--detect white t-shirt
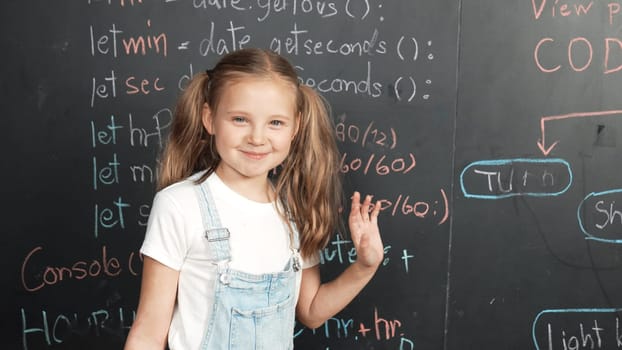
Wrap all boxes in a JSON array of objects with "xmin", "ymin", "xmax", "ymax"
[{"xmin": 140, "ymin": 172, "xmax": 319, "ymax": 350}]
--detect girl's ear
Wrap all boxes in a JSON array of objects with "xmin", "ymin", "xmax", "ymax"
[{"xmin": 202, "ymin": 103, "xmax": 214, "ymax": 135}]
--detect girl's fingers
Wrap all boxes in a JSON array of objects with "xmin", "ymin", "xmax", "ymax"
[
  {"xmin": 370, "ymin": 200, "xmax": 381, "ymax": 223},
  {"xmin": 350, "ymin": 191, "xmax": 360, "ymax": 208},
  {"xmin": 350, "ymin": 191, "xmax": 360, "ymax": 219},
  {"xmin": 361, "ymin": 195, "xmax": 372, "ymax": 220},
  {"xmin": 350, "ymin": 192, "xmax": 378, "ymax": 221}
]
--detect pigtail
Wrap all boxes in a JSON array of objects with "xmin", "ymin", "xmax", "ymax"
[
  {"xmin": 277, "ymin": 84, "xmax": 343, "ymax": 259},
  {"xmin": 157, "ymin": 72, "xmax": 215, "ymax": 190}
]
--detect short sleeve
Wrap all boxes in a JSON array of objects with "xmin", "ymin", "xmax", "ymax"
[
  {"xmin": 140, "ymin": 191, "xmax": 189, "ymax": 270},
  {"xmin": 302, "ymin": 250, "xmax": 320, "ymax": 269}
]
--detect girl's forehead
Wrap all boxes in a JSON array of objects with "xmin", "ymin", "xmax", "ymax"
[
  {"xmin": 221, "ymin": 77, "xmax": 296, "ymax": 99},
  {"xmin": 216, "ymin": 77, "xmax": 298, "ymax": 113},
  {"xmin": 225, "ymin": 76, "xmax": 296, "ymax": 91}
]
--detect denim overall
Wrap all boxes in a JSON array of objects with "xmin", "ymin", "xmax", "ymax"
[{"xmin": 195, "ymin": 181, "xmax": 301, "ymax": 350}]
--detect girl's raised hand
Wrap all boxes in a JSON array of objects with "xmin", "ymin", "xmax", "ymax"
[{"xmin": 348, "ymin": 191, "xmax": 384, "ymax": 269}]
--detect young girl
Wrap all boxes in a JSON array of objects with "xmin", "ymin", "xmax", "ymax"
[{"xmin": 124, "ymin": 48, "xmax": 383, "ymax": 350}]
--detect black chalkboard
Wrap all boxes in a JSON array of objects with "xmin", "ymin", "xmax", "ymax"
[
  {"xmin": 449, "ymin": 1, "xmax": 622, "ymax": 349},
  {"xmin": 4, "ymin": 0, "xmax": 622, "ymax": 349}
]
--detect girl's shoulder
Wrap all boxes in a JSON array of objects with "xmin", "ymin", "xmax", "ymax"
[{"xmin": 155, "ymin": 171, "xmax": 207, "ymax": 209}]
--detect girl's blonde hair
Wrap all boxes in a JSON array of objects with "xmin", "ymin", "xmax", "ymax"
[{"xmin": 158, "ymin": 48, "xmax": 342, "ymax": 258}]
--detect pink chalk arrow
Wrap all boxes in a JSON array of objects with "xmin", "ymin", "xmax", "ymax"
[{"xmin": 537, "ymin": 110, "xmax": 622, "ymax": 156}]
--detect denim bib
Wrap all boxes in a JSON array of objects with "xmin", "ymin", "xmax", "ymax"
[{"xmin": 195, "ymin": 180, "xmax": 301, "ymax": 350}]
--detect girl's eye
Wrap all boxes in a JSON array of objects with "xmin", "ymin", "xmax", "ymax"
[
  {"xmin": 270, "ymin": 120, "xmax": 284, "ymax": 127},
  {"xmin": 232, "ymin": 116, "xmax": 247, "ymax": 123}
]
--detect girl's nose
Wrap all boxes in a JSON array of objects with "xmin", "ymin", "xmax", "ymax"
[{"xmin": 248, "ymin": 126, "xmax": 266, "ymax": 145}]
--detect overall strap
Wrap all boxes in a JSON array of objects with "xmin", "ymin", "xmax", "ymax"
[
  {"xmin": 283, "ymin": 205, "xmax": 302, "ymax": 271},
  {"xmin": 195, "ymin": 179, "xmax": 231, "ymax": 262}
]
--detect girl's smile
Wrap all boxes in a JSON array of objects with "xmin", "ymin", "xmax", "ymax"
[{"xmin": 241, "ymin": 151, "xmax": 269, "ymax": 160}]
